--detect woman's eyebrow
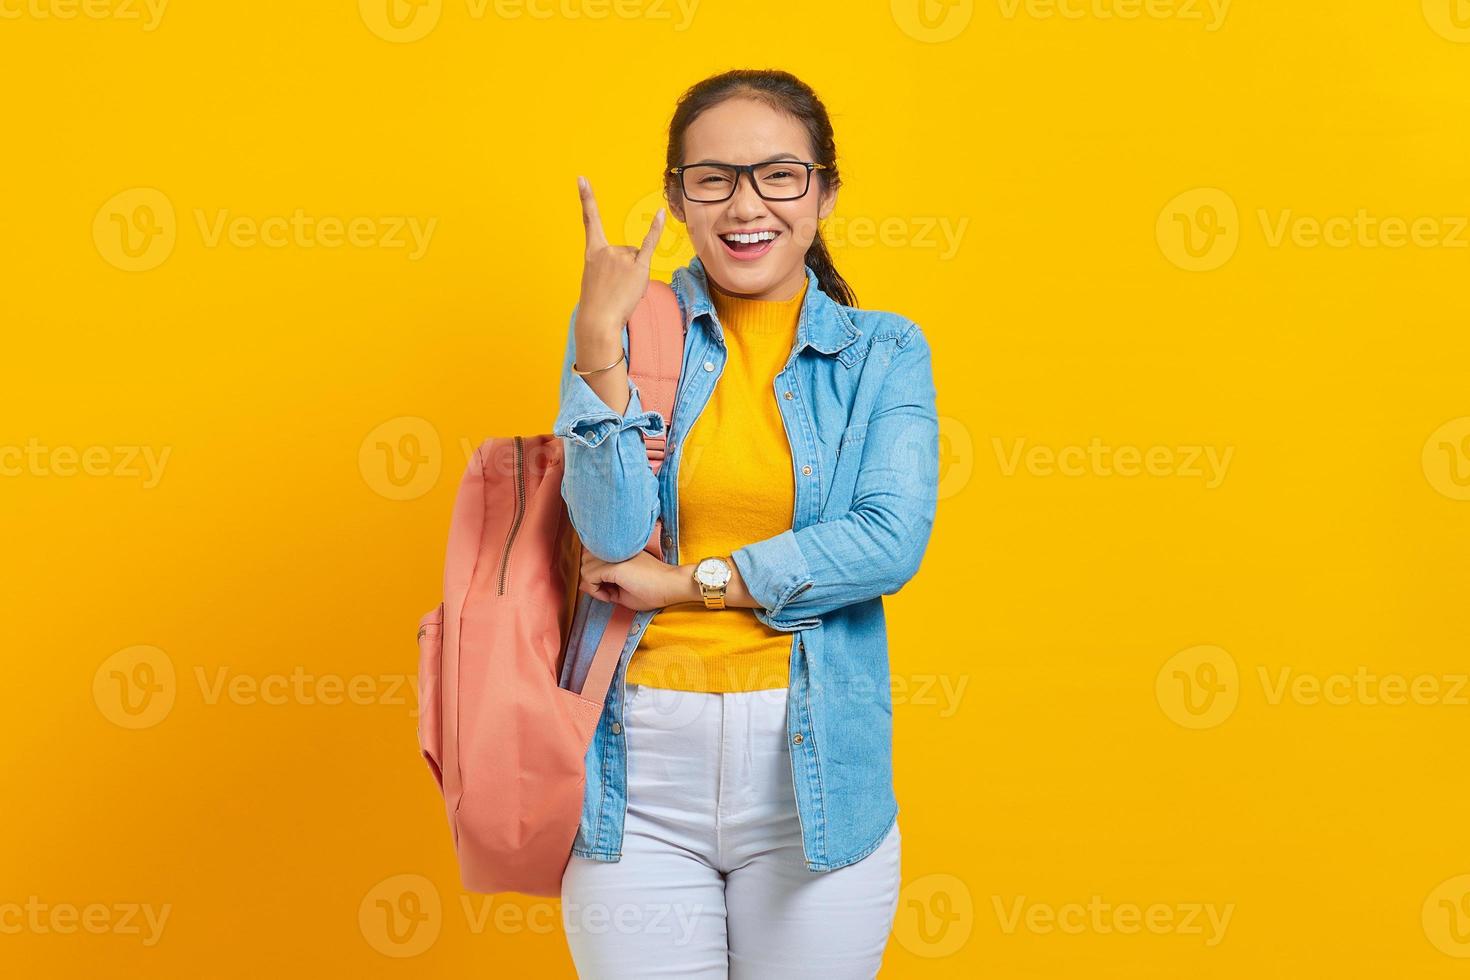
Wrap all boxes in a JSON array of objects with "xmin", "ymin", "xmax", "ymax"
[{"xmin": 688, "ymin": 153, "xmax": 804, "ymax": 165}]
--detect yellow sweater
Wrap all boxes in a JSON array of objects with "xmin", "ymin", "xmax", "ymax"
[{"xmin": 625, "ymin": 277, "xmax": 808, "ymax": 693}]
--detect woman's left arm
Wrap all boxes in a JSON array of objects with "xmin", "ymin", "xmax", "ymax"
[
  {"xmin": 586, "ymin": 324, "xmax": 939, "ymax": 624},
  {"xmin": 724, "ymin": 324, "xmax": 939, "ymax": 631}
]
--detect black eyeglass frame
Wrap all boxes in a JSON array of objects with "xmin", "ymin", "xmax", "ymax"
[{"xmin": 667, "ymin": 161, "xmax": 830, "ymax": 203}]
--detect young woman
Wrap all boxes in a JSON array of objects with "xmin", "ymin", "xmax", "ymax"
[{"xmin": 553, "ymin": 69, "xmax": 939, "ymax": 978}]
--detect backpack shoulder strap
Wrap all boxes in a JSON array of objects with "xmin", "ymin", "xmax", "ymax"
[
  {"xmin": 624, "ymin": 279, "xmax": 684, "ymax": 473},
  {"xmin": 573, "ymin": 279, "xmax": 684, "ymax": 710}
]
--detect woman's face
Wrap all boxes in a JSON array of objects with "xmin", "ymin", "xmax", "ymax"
[{"xmin": 668, "ymin": 97, "xmax": 837, "ymax": 302}]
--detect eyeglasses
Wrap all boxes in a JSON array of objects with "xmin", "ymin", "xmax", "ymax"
[{"xmin": 668, "ymin": 160, "xmax": 829, "ymax": 203}]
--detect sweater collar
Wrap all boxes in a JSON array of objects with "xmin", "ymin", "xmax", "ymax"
[{"xmin": 673, "ymin": 254, "xmax": 863, "ymax": 357}]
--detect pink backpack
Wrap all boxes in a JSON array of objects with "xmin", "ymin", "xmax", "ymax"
[{"xmin": 416, "ymin": 281, "xmax": 685, "ymax": 897}]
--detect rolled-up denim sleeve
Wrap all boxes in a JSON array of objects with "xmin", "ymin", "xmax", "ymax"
[
  {"xmin": 731, "ymin": 324, "xmax": 938, "ymax": 632},
  {"xmin": 552, "ymin": 304, "xmax": 666, "ymax": 562}
]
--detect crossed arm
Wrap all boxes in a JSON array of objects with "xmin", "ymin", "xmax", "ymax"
[{"xmin": 553, "ymin": 306, "xmax": 939, "ymax": 630}]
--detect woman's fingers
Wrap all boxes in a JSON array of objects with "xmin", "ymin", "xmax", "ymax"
[
  {"xmin": 635, "ymin": 206, "xmax": 666, "ymax": 268},
  {"xmin": 578, "ymin": 578, "xmax": 619, "ymax": 603},
  {"xmin": 578, "ymin": 175, "xmax": 608, "ymax": 251}
]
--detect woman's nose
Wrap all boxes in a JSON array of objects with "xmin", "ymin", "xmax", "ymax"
[{"xmin": 728, "ymin": 171, "xmax": 768, "ymax": 217}]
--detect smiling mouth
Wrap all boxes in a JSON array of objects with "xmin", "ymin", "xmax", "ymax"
[{"xmin": 719, "ymin": 230, "xmax": 781, "ymax": 259}]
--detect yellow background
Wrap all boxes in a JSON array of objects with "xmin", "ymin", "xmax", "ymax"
[{"xmin": 3, "ymin": 0, "xmax": 1469, "ymax": 976}]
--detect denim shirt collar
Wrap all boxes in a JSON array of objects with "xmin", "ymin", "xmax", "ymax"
[{"xmin": 672, "ymin": 254, "xmax": 863, "ymax": 357}]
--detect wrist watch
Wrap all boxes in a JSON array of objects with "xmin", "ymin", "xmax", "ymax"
[{"xmin": 692, "ymin": 555, "xmax": 732, "ymax": 609}]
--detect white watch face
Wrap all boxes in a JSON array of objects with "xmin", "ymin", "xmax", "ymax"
[{"xmin": 695, "ymin": 557, "xmax": 731, "ymax": 588}]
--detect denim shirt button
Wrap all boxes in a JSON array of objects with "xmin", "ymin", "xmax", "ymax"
[
  {"xmin": 792, "ymin": 733, "xmax": 804, "ymax": 745},
  {"xmin": 801, "ymin": 464, "xmax": 812, "ymax": 475},
  {"xmin": 611, "ymin": 722, "xmax": 623, "ymax": 735},
  {"xmin": 783, "ymin": 390, "xmax": 793, "ymax": 399},
  {"xmin": 703, "ymin": 361, "xmax": 714, "ymax": 372}
]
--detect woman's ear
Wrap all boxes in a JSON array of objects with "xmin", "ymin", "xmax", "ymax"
[
  {"xmin": 667, "ymin": 190, "xmax": 686, "ymax": 225},
  {"xmin": 817, "ymin": 181, "xmax": 837, "ymax": 221}
]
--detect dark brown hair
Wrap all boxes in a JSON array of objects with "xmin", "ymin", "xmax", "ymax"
[{"xmin": 664, "ymin": 69, "xmax": 857, "ymax": 308}]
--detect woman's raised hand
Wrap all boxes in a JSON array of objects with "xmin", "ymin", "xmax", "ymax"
[{"xmin": 576, "ymin": 175, "xmax": 666, "ymax": 336}]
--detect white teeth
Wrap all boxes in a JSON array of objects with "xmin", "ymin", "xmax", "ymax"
[{"xmin": 722, "ymin": 231, "xmax": 778, "ymax": 244}]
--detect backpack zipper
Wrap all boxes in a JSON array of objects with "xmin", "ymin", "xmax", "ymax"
[{"xmin": 496, "ymin": 435, "xmax": 527, "ymax": 596}]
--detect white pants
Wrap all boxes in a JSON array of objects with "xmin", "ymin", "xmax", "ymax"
[{"xmin": 561, "ymin": 683, "xmax": 901, "ymax": 979}]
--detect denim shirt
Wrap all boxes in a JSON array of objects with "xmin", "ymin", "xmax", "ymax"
[{"xmin": 551, "ymin": 254, "xmax": 939, "ymax": 872}]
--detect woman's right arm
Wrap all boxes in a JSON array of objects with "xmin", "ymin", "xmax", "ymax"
[
  {"xmin": 553, "ymin": 176, "xmax": 668, "ymax": 562},
  {"xmin": 553, "ymin": 303, "xmax": 665, "ymax": 562}
]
